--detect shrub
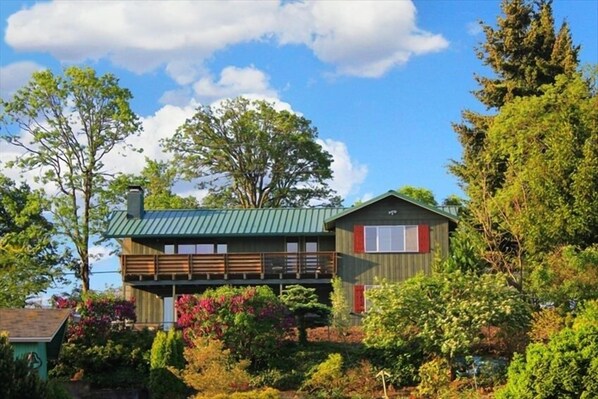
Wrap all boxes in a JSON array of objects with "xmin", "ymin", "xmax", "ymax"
[
  {"xmin": 364, "ymin": 345, "xmax": 423, "ymax": 387},
  {"xmin": 49, "ymin": 328, "xmax": 154, "ymax": 388},
  {"xmin": 528, "ymin": 307, "xmax": 568, "ymax": 343},
  {"xmin": 176, "ymin": 286, "xmax": 293, "ymax": 366},
  {"xmin": 496, "ymin": 300, "xmax": 598, "ymax": 398},
  {"xmin": 149, "ymin": 329, "xmax": 186, "ymax": 399},
  {"xmin": 280, "ymin": 285, "xmax": 330, "ymax": 345},
  {"xmin": 180, "ymin": 337, "xmax": 251, "ymax": 398},
  {"xmin": 330, "ymin": 277, "xmax": 351, "ymax": 339},
  {"xmin": 194, "ymin": 387, "xmax": 282, "ymax": 399},
  {"xmin": 364, "ymin": 271, "xmax": 530, "ymax": 366},
  {"xmin": 301, "ymin": 353, "xmax": 345, "ymax": 398},
  {"xmin": 417, "ymin": 358, "xmax": 451, "ymax": 398},
  {"xmin": 53, "ymin": 293, "xmax": 136, "ymax": 345},
  {"xmin": 0, "ymin": 332, "xmax": 51, "ymax": 399}
]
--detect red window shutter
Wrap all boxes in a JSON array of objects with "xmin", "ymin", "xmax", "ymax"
[
  {"xmin": 418, "ymin": 224, "xmax": 430, "ymax": 253},
  {"xmin": 354, "ymin": 225, "xmax": 364, "ymax": 253},
  {"xmin": 354, "ymin": 285, "xmax": 365, "ymax": 313}
]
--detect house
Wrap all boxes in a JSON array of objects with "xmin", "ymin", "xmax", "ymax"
[
  {"xmin": 0, "ymin": 308, "xmax": 70, "ymax": 380},
  {"xmin": 104, "ymin": 186, "xmax": 458, "ymax": 326}
]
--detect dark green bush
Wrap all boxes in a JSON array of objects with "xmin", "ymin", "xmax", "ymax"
[
  {"xmin": 496, "ymin": 300, "xmax": 598, "ymax": 398},
  {"xmin": 0, "ymin": 332, "xmax": 56, "ymax": 399},
  {"xmin": 50, "ymin": 328, "xmax": 154, "ymax": 388}
]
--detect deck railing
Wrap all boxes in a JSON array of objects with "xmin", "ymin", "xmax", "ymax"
[{"xmin": 121, "ymin": 252, "xmax": 337, "ymax": 280}]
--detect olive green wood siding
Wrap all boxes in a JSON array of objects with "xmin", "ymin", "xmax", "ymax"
[
  {"xmin": 334, "ymin": 196, "xmax": 451, "ymax": 317},
  {"xmin": 126, "ymin": 236, "xmax": 335, "ymax": 254},
  {"xmin": 125, "ymin": 285, "xmax": 163, "ymax": 325}
]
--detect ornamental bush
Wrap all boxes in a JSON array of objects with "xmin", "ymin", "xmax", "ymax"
[
  {"xmin": 176, "ymin": 286, "xmax": 293, "ymax": 366},
  {"xmin": 496, "ymin": 300, "xmax": 598, "ymax": 399},
  {"xmin": 149, "ymin": 329, "xmax": 187, "ymax": 399},
  {"xmin": 363, "ymin": 271, "xmax": 530, "ymax": 367},
  {"xmin": 53, "ymin": 293, "xmax": 136, "ymax": 345},
  {"xmin": 50, "ymin": 292, "xmax": 152, "ymax": 389}
]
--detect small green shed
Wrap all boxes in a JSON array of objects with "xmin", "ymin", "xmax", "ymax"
[{"xmin": 0, "ymin": 308, "xmax": 70, "ymax": 380}]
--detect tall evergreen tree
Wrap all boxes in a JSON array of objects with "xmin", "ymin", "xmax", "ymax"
[{"xmin": 450, "ymin": 0, "xmax": 581, "ymax": 288}]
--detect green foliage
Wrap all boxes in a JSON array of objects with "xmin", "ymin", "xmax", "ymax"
[
  {"xmin": 529, "ymin": 245, "xmax": 598, "ymax": 308},
  {"xmin": 496, "ymin": 300, "xmax": 598, "ymax": 399},
  {"xmin": 107, "ymin": 157, "xmax": 199, "ymax": 210},
  {"xmin": 280, "ymin": 285, "xmax": 330, "ymax": 345},
  {"xmin": 528, "ymin": 308, "xmax": 568, "ymax": 343},
  {"xmin": 437, "ymin": 224, "xmax": 486, "ymax": 275},
  {"xmin": 53, "ymin": 293, "xmax": 136, "ymax": 345},
  {"xmin": 0, "ymin": 174, "xmax": 68, "ymax": 307},
  {"xmin": 451, "ymin": 0, "xmax": 584, "ymax": 288},
  {"xmin": 475, "ymin": 0, "xmax": 578, "ymax": 108},
  {"xmin": 301, "ymin": 353, "xmax": 345, "ymax": 398},
  {"xmin": 397, "ymin": 185, "xmax": 438, "ymax": 206},
  {"xmin": 417, "ymin": 358, "xmax": 452, "ymax": 398},
  {"xmin": 180, "ymin": 337, "xmax": 251, "ymax": 397},
  {"xmin": 363, "ymin": 271, "xmax": 531, "ymax": 362},
  {"xmin": 49, "ymin": 328, "xmax": 154, "ymax": 389},
  {"xmin": 149, "ymin": 329, "xmax": 186, "ymax": 399},
  {"xmin": 330, "ymin": 277, "xmax": 351, "ymax": 339},
  {"xmin": 195, "ymin": 387, "xmax": 282, "ymax": 399},
  {"xmin": 0, "ymin": 332, "xmax": 52, "ymax": 399},
  {"xmin": 365, "ymin": 346, "xmax": 423, "ymax": 388},
  {"xmin": 0, "ymin": 66, "xmax": 142, "ymax": 292},
  {"xmin": 163, "ymin": 96, "xmax": 339, "ymax": 208},
  {"xmin": 176, "ymin": 286, "xmax": 293, "ymax": 366}
]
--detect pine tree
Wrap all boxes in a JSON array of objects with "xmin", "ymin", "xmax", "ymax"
[{"xmin": 450, "ymin": 0, "xmax": 580, "ymax": 288}]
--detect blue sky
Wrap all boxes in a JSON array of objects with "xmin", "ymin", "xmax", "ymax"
[{"xmin": 1, "ymin": 0, "xmax": 596, "ymax": 293}]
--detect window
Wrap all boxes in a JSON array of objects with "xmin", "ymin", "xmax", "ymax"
[
  {"xmin": 166, "ymin": 243, "xmax": 227, "ymax": 254},
  {"xmin": 178, "ymin": 244, "xmax": 196, "ymax": 254},
  {"xmin": 164, "ymin": 244, "xmax": 175, "ymax": 254},
  {"xmin": 364, "ymin": 225, "xmax": 419, "ymax": 253},
  {"xmin": 196, "ymin": 244, "xmax": 214, "ymax": 254}
]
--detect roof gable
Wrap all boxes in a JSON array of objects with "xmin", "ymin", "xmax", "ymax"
[{"xmin": 324, "ymin": 190, "xmax": 458, "ymax": 229}]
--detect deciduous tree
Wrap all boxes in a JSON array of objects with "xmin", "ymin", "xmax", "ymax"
[
  {"xmin": 1, "ymin": 66, "xmax": 142, "ymax": 292},
  {"xmin": 108, "ymin": 158, "xmax": 199, "ymax": 210},
  {"xmin": 163, "ymin": 97, "xmax": 339, "ymax": 208},
  {"xmin": 0, "ymin": 174, "xmax": 67, "ymax": 307},
  {"xmin": 397, "ymin": 185, "xmax": 438, "ymax": 206}
]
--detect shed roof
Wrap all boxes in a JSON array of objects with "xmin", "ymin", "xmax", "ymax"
[
  {"xmin": 105, "ymin": 207, "xmax": 346, "ymax": 238},
  {"xmin": 0, "ymin": 309, "xmax": 70, "ymax": 343}
]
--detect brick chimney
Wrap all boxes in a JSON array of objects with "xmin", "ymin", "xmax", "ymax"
[{"xmin": 126, "ymin": 186, "xmax": 144, "ymax": 219}]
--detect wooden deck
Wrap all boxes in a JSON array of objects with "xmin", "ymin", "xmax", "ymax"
[{"xmin": 121, "ymin": 252, "xmax": 337, "ymax": 281}]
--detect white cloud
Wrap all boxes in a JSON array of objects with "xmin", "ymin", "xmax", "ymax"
[
  {"xmin": 278, "ymin": 1, "xmax": 448, "ymax": 77},
  {"xmin": 0, "ymin": 61, "xmax": 45, "ymax": 99},
  {"xmin": 5, "ymin": 1, "xmax": 447, "ymax": 80},
  {"xmin": 318, "ymin": 139, "xmax": 368, "ymax": 199},
  {"xmin": 193, "ymin": 66, "xmax": 279, "ymax": 104}
]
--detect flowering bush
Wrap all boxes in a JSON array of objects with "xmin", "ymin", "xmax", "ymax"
[
  {"xmin": 53, "ymin": 293, "xmax": 136, "ymax": 344},
  {"xmin": 176, "ymin": 286, "xmax": 293, "ymax": 365}
]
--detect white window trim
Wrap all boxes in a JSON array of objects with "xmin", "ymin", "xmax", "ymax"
[{"xmin": 364, "ymin": 225, "xmax": 419, "ymax": 253}]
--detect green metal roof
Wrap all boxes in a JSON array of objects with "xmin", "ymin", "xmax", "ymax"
[
  {"xmin": 105, "ymin": 207, "xmax": 346, "ymax": 238},
  {"xmin": 324, "ymin": 190, "xmax": 459, "ymax": 229}
]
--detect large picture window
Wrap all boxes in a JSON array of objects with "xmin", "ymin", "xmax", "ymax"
[{"xmin": 363, "ymin": 225, "xmax": 420, "ymax": 253}]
